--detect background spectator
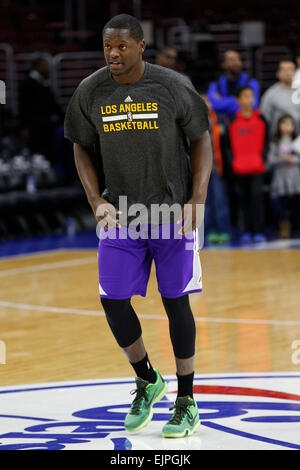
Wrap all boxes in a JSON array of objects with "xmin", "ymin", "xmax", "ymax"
[
  {"xmin": 261, "ymin": 61, "xmax": 299, "ymax": 136},
  {"xmin": 267, "ymin": 115, "xmax": 300, "ymax": 238},
  {"xmin": 155, "ymin": 47, "xmax": 178, "ymax": 70},
  {"xmin": 206, "ymin": 50, "xmax": 260, "ymax": 120},
  {"xmin": 228, "ymin": 86, "xmax": 268, "ymax": 243},
  {"xmin": 207, "ymin": 50, "xmax": 261, "ymax": 233},
  {"xmin": 19, "ymin": 55, "xmax": 63, "ymax": 165}
]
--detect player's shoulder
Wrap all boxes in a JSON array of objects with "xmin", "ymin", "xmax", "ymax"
[
  {"xmin": 147, "ymin": 62, "xmax": 193, "ymax": 90},
  {"xmin": 76, "ymin": 66, "xmax": 110, "ymax": 94}
]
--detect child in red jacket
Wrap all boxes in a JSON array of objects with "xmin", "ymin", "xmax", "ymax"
[{"xmin": 228, "ymin": 86, "xmax": 268, "ymax": 243}]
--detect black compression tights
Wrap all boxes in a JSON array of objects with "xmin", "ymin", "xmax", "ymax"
[
  {"xmin": 101, "ymin": 295, "xmax": 195, "ymax": 359},
  {"xmin": 161, "ymin": 295, "xmax": 196, "ymax": 359},
  {"xmin": 100, "ymin": 298, "xmax": 142, "ymax": 348}
]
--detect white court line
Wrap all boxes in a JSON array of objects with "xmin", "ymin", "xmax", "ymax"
[
  {"xmin": 0, "ymin": 300, "xmax": 300, "ymax": 326},
  {"xmin": 0, "ymin": 256, "xmax": 96, "ymax": 277},
  {"xmin": 0, "ymin": 301, "xmax": 102, "ymax": 317}
]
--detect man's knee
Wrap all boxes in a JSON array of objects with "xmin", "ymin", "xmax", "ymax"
[{"xmin": 100, "ymin": 297, "xmax": 142, "ymax": 348}]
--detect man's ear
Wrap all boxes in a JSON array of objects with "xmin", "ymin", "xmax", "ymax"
[{"xmin": 140, "ymin": 39, "xmax": 146, "ymax": 53}]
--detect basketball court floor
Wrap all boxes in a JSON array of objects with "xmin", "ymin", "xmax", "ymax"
[{"xmin": 1, "ymin": 234, "xmax": 300, "ymax": 450}]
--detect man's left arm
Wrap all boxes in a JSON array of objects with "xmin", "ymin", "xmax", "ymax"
[
  {"xmin": 178, "ymin": 130, "xmax": 213, "ymax": 234},
  {"xmin": 249, "ymin": 78, "xmax": 260, "ymax": 110}
]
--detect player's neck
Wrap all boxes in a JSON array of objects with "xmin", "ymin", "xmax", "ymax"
[{"xmin": 112, "ymin": 61, "xmax": 145, "ymax": 85}]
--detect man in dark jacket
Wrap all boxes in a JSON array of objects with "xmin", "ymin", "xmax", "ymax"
[
  {"xmin": 19, "ymin": 56, "xmax": 63, "ymax": 163},
  {"xmin": 207, "ymin": 50, "xmax": 260, "ymax": 119}
]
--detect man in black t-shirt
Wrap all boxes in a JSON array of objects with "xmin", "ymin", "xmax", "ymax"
[{"xmin": 64, "ymin": 14, "xmax": 213, "ymax": 438}]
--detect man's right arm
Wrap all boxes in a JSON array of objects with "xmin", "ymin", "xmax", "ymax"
[
  {"xmin": 74, "ymin": 143, "xmax": 121, "ymax": 227},
  {"xmin": 206, "ymin": 81, "xmax": 239, "ymax": 115}
]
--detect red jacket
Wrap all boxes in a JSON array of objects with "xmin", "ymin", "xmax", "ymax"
[{"xmin": 229, "ymin": 109, "xmax": 267, "ymax": 175}]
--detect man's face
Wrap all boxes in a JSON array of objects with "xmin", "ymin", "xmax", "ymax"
[
  {"xmin": 156, "ymin": 48, "xmax": 177, "ymax": 69},
  {"xmin": 237, "ymin": 88, "xmax": 254, "ymax": 109},
  {"xmin": 37, "ymin": 59, "xmax": 50, "ymax": 78},
  {"xmin": 223, "ymin": 51, "xmax": 243, "ymax": 76},
  {"xmin": 277, "ymin": 61, "xmax": 296, "ymax": 85},
  {"xmin": 103, "ymin": 28, "xmax": 145, "ymax": 76}
]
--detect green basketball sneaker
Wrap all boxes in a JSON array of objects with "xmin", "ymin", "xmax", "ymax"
[
  {"xmin": 124, "ymin": 369, "xmax": 168, "ymax": 432},
  {"xmin": 162, "ymin": 395, "xmax": 200, "ymax": 438}
]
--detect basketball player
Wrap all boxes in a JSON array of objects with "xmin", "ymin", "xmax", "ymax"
[{"xmin": 64, "ymin": 14, "xmax": 212, "ymax": 438}]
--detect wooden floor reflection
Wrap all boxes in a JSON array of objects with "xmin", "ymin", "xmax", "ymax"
[{"xmin": 0, "ymin": 248, "xmax": 300, "ymax": 386}]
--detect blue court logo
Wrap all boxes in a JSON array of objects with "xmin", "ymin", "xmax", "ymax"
[{"xmin": 0, "ymin": 375, "xmax": 300, "ymax": 450}]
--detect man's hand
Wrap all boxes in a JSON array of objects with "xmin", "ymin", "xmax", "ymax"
[
  {"xmin": 177, "ymin": 197, "xmax": 205, "ymax": 235},
  {"xmin": 89, "ymin": 195, "xmax": 122, "ymax": 229}
]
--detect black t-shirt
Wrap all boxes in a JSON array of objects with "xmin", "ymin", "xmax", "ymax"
[{"xmin": 64, "ymin": 61, "xmax": 209, "ymax": 218}]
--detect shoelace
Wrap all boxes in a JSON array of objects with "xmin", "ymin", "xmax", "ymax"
[
  {"xmin": 129, "ymin": 385, "xmax": 148, "ymax": 415},
  {"xmin": 168, "ymin": 404, "xmax": 193, "ymax": 425}
]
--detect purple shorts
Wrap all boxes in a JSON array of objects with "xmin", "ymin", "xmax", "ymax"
[{"xmin": 98, "ymin": 222, "xmax": 202, "ymax": 299}]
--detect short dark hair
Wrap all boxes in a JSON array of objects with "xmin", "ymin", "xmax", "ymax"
[
  {"xmin": 222, "ymin": 49, "xmax": 240, "ymax": 62},
  {"xmin": 277, "ymin": 60, "xmax": 296, "ymax": 70},
  {"xmin": 236, "ymin": 86, "xmax": 253, "ymax": 98},
  {"xmin": 102, "ymin": 14, "xmax": 144, "ymax": 42}
]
